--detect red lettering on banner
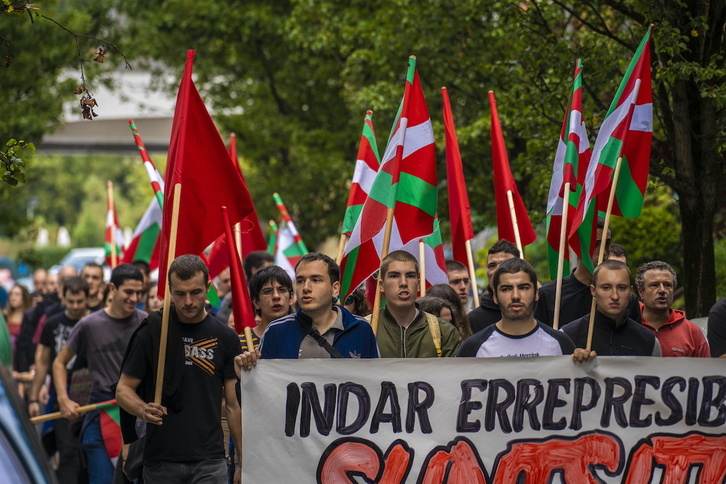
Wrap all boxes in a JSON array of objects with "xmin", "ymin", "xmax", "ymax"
[
  {"xmin": 318, "ymin": 439, "xmax": 382, "ymax": 483},
  {"xmin": 625, "ymin": 433, "xmax": 726, "ymax": 484},
  {"xmin": 420, "ymin": 438, "xmax": 487, "ymax": 484},
  {"xmin": 492, "ymin": 433, "xmax": 621, "ymax": 483},
  {"xmin": 317, "ymin": 438, "xmax": 414, "ymax": 484}
]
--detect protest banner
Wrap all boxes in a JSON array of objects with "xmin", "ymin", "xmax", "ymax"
[{"xmin": 241, "ymin": 357, "xmax": 726, "ymax": 483}]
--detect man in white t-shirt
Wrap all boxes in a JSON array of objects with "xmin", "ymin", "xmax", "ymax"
[{"xmin": 458, "ymin": 258, "xmax": 576, "ymax": 358}]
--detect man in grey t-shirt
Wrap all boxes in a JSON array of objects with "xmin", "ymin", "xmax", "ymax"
[{"xmin": 53, "ymin": 264, "xmax": 146, "ymax": 484}]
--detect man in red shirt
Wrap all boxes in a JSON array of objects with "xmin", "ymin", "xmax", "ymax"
[{"xmin": 636, "ymin": 261, "xmax": 710, "ymax": 357}]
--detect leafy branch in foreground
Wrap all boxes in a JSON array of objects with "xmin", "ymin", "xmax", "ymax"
[{"xmin": 1, "ymin": 139, "xmax": 35, "ymax": 186}]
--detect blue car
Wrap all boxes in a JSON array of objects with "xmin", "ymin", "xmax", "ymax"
[{"xmin": 0, "ymin": 364, "xmax": 58, "ymax": 483}]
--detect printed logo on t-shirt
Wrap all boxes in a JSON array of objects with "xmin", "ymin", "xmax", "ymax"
[{"xmin": 183, "ymin": 336, "xmax": 218, "ymax": 375}]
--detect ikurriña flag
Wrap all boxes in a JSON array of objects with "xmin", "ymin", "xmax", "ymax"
[
  {"xmin": 157, "ymin": 50, "xmax": 255, "ymax": 297},
  {"xmin": 342, "ymin": 110, "xmax": 381, "ymax": 236},
  {"xmin": 545, "ymin": 59, "xmax": 594, "ymax": 279},
  {"xmin": 572, "ymin": 26, "xmax": 653, "ymax": 240},
  {"xmin": 340, "ymin": 55, "xmax": 438, "ymax": 300},
  {"xmin": 488, "ymin": 91, "xmax": 536, "ymax": 250}
]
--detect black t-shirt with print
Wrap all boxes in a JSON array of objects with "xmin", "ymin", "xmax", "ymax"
[{"xmin": 122, "ymin": 313, "xmax": 241, "ymax": 462}]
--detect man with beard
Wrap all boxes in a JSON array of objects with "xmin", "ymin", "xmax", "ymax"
[
  {"xmin": 458, "ymin": 258, "xmax": 576, "ymax": 357},
  {"xmin": 467, "ymin": 240, "xmax": 520, "ymax": 333}
]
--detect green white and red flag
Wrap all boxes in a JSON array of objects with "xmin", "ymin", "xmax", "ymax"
[
  {"xmin": 340, "ymin": 56, "xmax": 438, "ymax": 299},
  {"xmin": 97, "ymin": 400, "xmax": 122, "ymax": 465},
  {"xmin": 273, "ymin": 193, "xmax": 307, "ymax": 254},
  {"xmin": 222, "ymin": 206, "xmax": 256, "ymax": 332},
  {"xmin": 417, "ymin": 215, "xmax": 448, "ymax": 288},
  {"xmin": 442, "ymin": 87, "xmax": 474, "ymax": 266},
  {"xmin": 122, "ymin": 121, "xmax": 164, "ymax": 269},
  {"xmin": 267, "ymin": 220, "xmax": 278, "ymax": 255},
  {"xmin": 572, "ymin": 27, "xmax": 653, "ymax": 238},
  {"xmin": 122, "ymin": 199, "xmax": 162, "ymax": 270},
  {"xmin": 104, "ymin": 184, "xmax": 124, "ymax": 268},
  {"xmin": 545, "ymin": 59, "xmax": 595, "ymax": 279},
  {"xmin": 489, "ymin": 91, "xmax": 537, "ymax": 250},
  {"xmin": 129, "ymin": 120, "xmax": 164, "ymax": 209},
  {"xmin": 275, "ymin": 219, "xmax": 306, "ymax": 281},
  {"xmin": 157, "ymin": 50, "xmax": 255, "ymax": 297},
  {"xmin": 342, "ymin": 110, "xmax": 381, "ymax": 236}
]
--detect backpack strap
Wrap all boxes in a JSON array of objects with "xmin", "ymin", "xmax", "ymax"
[
  {"xmin": 425, "ymin": 313, "xmax": 442, "ymax": 358},
  {"xmin": 307, "ymin": 328, "xmax": 345, "ymax": 358}
]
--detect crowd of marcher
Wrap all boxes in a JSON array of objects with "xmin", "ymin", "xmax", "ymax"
[{"xmin": 1, "ymin": 225, "xmax": 724, "ymax": 483}]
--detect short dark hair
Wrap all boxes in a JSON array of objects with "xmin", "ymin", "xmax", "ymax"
[
  {"xmin": 592, "ymin": 259, "xmax": 631, "ymax": 285},
  {"xmin": 62, "ymin": 276, "xmax": 89, "ymax": 297},
  {"xmin": 609, "ymin": 243, "xmax": 628, "ymax": 261},
  {"xmin": 380, "ymin": 250, "xmax": 419, "ymax": 279},
  {"xmin": 81, "ymin": 262, "xmax": 104, "ymax": 275},
  {"xmin": 445, "ymin": 259, "xmax": 467, "ymax": 272},
  {"xmin": 243, "ymin": 251, "xmax": 275, "ymax": 280},
  {"xmin": 596, "ymin": 216, "xmax": 613, "ymax": 239},
  {"xmin": 635, "ymin": 261, "xmax": 677, "ymax": 291},
  {"xmin": 295, "ymin": 252, "xmax": 339, "ymax": 283},
  {"xmin": 132, "ymin": 260, "xmax": 151, "ymax": 277},
  {"xmin": 492, "ymin": 258, "xmax": 537, "ymax": 291},
  {"xmin": 168, "ymin": 255, "xmax": 209, "ymax": 285},
  {"xmin": 488, "ymin": 239, "xmax": 520, "ymax": 258},
  {"xmin": 110, "ymin": 264, "xmax": 145, "ymax": 288},
  {"xmin": 249, "ymin": 265, "xmax": 293, "ymax": 302}
]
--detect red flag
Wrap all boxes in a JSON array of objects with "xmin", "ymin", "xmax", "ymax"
[
  {"xmin": 488, "ymin": 91, "xmax": 536, "ymax": 249},
  {"xmin": 207, "ymin": 233, "xmax": 229, "ymax": 281},
  {"xmin": 158, "ymin": 50, "xmax": 255, "ymax": 297},
  {"xmin": 442, "ymin": 87, "xmax": 474, "ymax": 265},
  {"xmin": 222, "ymin": 207, "xmax": 256, "ymax": 332}
]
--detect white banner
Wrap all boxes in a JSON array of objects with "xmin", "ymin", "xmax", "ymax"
[{"xmin": 240, "ymin": 357, "xmax": 726, "ymax": 483}]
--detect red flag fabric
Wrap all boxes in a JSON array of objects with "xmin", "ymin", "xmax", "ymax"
[
  {"xmin": 222, "ymin": 207, "xmax": 256, "ymax": 332},
  {"xmin": 442, "ymin": 87, "xmax": 474, "ymax": 266},
  {"xmin": 158, "ymin": 50, "xmax": 255, "ymax": 297},
  {"xmin": 207, "ymin": 233, "xmax": 229, "ymax": 281},
  {"xmin": 488, "ymin": 91, "xmax": 537, "ymax": 249}
]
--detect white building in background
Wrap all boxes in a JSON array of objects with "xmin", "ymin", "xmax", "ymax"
[{"xmin": 39, "ymin": 70, "xmax": 177, "ymax": 154}]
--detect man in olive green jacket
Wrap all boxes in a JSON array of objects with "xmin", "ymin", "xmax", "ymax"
[{"xmin": 374, "ymin": 250, "xmax": 461, "ymax": 358}]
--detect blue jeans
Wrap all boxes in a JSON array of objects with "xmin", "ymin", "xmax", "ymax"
[
  {"xmin": 143, "ymin": 458, "xmax": 227, "ymax": 484},
  {"xmin": 81, "ymin": 416, "xmax": 115, "ymax": 484}
]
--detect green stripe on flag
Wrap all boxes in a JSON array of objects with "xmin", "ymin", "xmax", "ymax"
[
  {"xmin": 367, "ymin": 170, "xmax": 393, "ymax": 206},
  {"xmin": 615, "ymin": 155, "xmax": 645, "ymax": 217},
  {"xmin": 342, "ymin": 205, "xmax": 363, "ymax": 235},
  {"xmin": 340, "ymin": 246, "xmax": 361, "ymax": 297},
  {"xmin": 397, "ymin": 173, "xmax": 437, "ymax": 217},
  {"xmin": 135, "ymin": 224, "xmax": 160, "ymax": 264}
]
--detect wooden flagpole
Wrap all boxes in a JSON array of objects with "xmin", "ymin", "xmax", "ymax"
[
  {"xmin": 419, "ymin": 240, "xmax": 426, "ymax": 297},
  {"xmin": 553, "ymin": 182, "xmax": 571, "ymax": 330},
  {"xmin": 506, "ymin": 190, "xmax": 523, "ymax": 256},
  {"xmin": 154, "ymin": 183, "xmax": 182, "ymax": 404},
  {"xmin": 107, "ymin": 181, "xmax": 118, "ymax": 268},
  {"xmin": 465, "ymin": 239, "xmax": 480, "ymax": 308},
  {"xmin": 370, "ymin": 207, "xmax": 396, "ymax": 334},
  {"xmin": 30, "ymin": 399, "xmax": 117, "ymax": 424},
  {"xmin": 336, "ymin": 233, "xmax": 348, "ymax": 265},
  {"xmin": 586, "ymin": 158, "xmax": 622, "ymax": 351}
]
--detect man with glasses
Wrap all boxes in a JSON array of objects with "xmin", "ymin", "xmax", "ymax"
[{"xmin": 562, "ymin": 260, "xmax": 661, "ymax": 356}]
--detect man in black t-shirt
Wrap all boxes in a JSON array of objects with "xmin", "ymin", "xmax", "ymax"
[
  {"xmin": 28, "ymin": 276, "xmax": 89, "ymax": 484},
  {"xmin": 117, "ymin": 255, "xmax": 242, "ymax": 484}
]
